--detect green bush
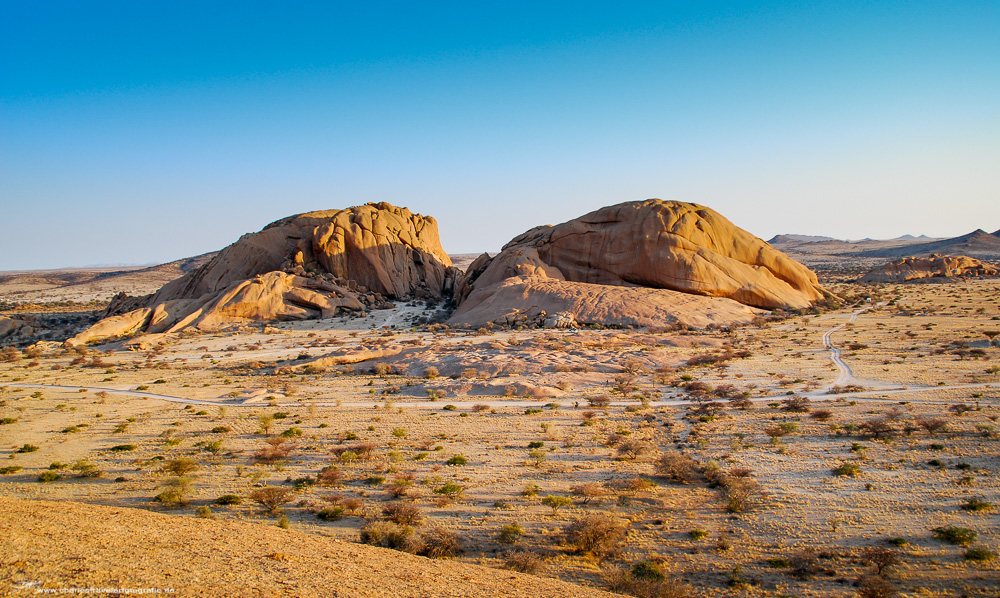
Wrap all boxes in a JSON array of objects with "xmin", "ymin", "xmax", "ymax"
[
  {"xmin": 434, "ymin": 482, "xmax": 463, "ymax": 497},
  {"xmin": 211, "ymin": 426, "xmax": 231, "ymax": 433},
  {"xmin": 446, "ymin": 454, "xmax": 468, "ymax": 466},
  {"xmin": 528, "ymin": 441, "xmax": 544, "ymax": 448},
  {"xmin": 317, "ymin": 506, "xmax": 345, "ymax": 521},
  {"xmin": 0, "ymin": 417, "xmax": 18, "ymax": 425},
  {"xmin": 215, "ymin": 494, "xmax": 243, "ymax": 505},
  {"xmin": 630, "ymin": 560, "xmax": 665, "ymax": 581},
  {"xmin": 961, "ymin": 497, "xmax": 994, "ymax": 512},
  {"xmin": 17, "ymin": 444, "xmax": 39, "ymax": 453},
  {"xmin": 38, "ymin": 471, "xmax": 61, "ymax": 482},
  {"xmin": 497, "ymin": 523, "xmax": 524, "ymax": 544},
  {"xmin": 110, "ymin": 444, "xmax": 137, "ymax": 452},
  {"xmin": 933, "ymin": 525, "xmax": 977, "ymax": 546},
  {"xmin": 832, "ymin": 462, "xmax": 862, "ymax": 477},
  {"xmin": 0, "ymin": 466, "xmax": 23, "ymax": 475},
  {"xmin": 964, "ymin": 546, "xmax": 996, "ymax": 562},
  {"xmin": 689, "ymin": 529, "xmax": 709, "ymax": 540},
  {"xmin": 280, "ymin": 427, "xmax": 303, "ymax": 438},
  {"xmin": 541, "ymin": 495, "xmax": 572, "ymax": 513}
]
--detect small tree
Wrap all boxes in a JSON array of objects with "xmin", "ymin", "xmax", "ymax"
[
  {"xmin": 249, "ymin": 486, "xmax": 293, "ymax": 515},
  {"xmin": 541, "ymin": 495, "xmax": 572, "ymax": 514},
  {"xmin": 564, "ymin": 514, "xmax": 628, "ymax": 559}
]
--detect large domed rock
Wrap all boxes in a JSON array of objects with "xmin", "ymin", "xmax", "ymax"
[
  {"xmin": 451, "ymin": 199, "xmax": 824, "ymax": 328},
  {"xmin": 152, "ymin": 202, "xmax": 453, "ymax": 303},
  {"xmin": 858, "ymin": 255, "xmax": 999, "ymax": 283},
  {"xmin": 69, "ymin": 203, "xmax": 455, "ymax": 345}
]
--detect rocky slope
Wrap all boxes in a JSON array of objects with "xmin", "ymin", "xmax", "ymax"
[
  {"xmin": 858, "ymin": 255, "xmax": 999, "ymax": 283},
  {"xmin": 0, "ymin": 497, "xmax": 618, "ymax": 598},
  {"xmin": 68, "ymin": 203, "xmax": 455, "ymax": 345},
  {"xmin": 451, "ymin": 199, "xmax": 824, "ymax": 328}
]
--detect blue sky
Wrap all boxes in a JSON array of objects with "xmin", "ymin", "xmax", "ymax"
[{"xmin": 2, "ymin": 1, "xmax": 998, "ymax": 270}]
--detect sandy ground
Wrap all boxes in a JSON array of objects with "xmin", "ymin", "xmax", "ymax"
[{"xmin": 1, "ymin": 278, "xmax": 999, "ymax": 597}]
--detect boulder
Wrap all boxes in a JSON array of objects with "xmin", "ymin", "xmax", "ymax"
[
  {"xmin": 858, "ymin": 255, "xmax": 999, "ymax": 283},
  {"xmin": 451, "ymin": 199, "xmax": 823, "ymax": 328}
]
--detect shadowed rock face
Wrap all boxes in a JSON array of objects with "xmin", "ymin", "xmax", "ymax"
[
  {"xmin": 69, "ymin": 203, "xmax": 454, "ymax": 345},
  {"xmin": 859, "ymin": 255, "xmax": 999, "ymax": 283},
  {"xmin": 451, "ymin": 199, "xmax": 824, "ymax": 328}
]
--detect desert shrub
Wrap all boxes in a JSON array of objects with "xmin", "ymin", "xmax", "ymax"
[
  {"xmin": 249, "ymin": 486, "xmax": 294, "ymax": 515},
  {"xmin": 317, "ymin": 506, "xmax": 345, "ymax": 521},
  {"xmin": 17, "ymin": 444, "xmax": 39, "ymax": 453},
  {"xmin": 781, "ymin": 396, "xmax": 811, "ymax": 412},
  {"xmin": 383, "ymin": 502, "xmax": 422, "ymax": 525},
  {"xmin": 70, "ymin": 459, "xmax": 101, "ymax": 478},
  {"xmin": 810, "ymin": 409, "xmax": 833, "ymax": 421},
  {"xmin": 215, "ymin": 494, "xmax": 242, "ymax": 505},
  {"xmin": 421, "ymin": 527, "xmax": 461, "ymax": 558},
  {"xmin": 195, "ymin": 506, "xmax": 214, "ymax": 519},
  {"xmin": 960, "ymin": 497, "xmax": 994, "ymax": 512},
  {"xmin": 38, "ymin": 471, "xmax": 61, "ymax": 482},
  {"xmin": 528, "ymin": 449, "xmax": 546, "ymax": 466},
  {"xmin": 317, "ymin": 466, "xmax": 343, "ymax": 487},
  {"xmin": 616, "ymin": 439, "xmax": 653, "ymax": 460},
  {"xmin": 832, "ymin": 462, "xmax": 862, "ymax": 477},
  {"xmin": 789, "ymin": 548, "xmax": 824, "ymax": 579},
  {"xmin": 564, "ymin": 514, "xmax": 628, "ymax": 558},
  {"xmin": 631, "ymin": 560, "xmax": 665, "ymax": 581},
  {"xmin": 588, "ymin": 395, "xmax": 612, "ymax": 408},
  {"xmin": 211, "ymin": 426, "xmax": 231, "ymax": 434},
  {"xmin": 109, "ymin": 444, "xmax": 136, "ymax": 452},
  {"xmin": 688, "ymin": 529, "xmax": 709, "ymax": 541},
  {"xmin": 860, "ymin": 419, "xmax": 895, "ymax": 439},
  {"xmin": 253, "ymin": 437, "xmax": 294, "ymax": 464},
  {"xmin": 721, "ymin": 477, "xmax": 762, "ymax": 513},
  {"xmin": 423, "ymin": 366, "xmax": 439, "ymax": 379},
  {"xmin": 388, "ymin": 477, "xmax": 414, "ymax": 498},
  {"xmin": 0, "ymin": 417, "xmax": 19, "ymax": 425},
  {"xmin": 654, "ymin": 451, "xmax": 700, "ymax": 482},
  {"xmin": 541, "ymin": 495, "xmax": 573, "ymax": 513},
  {"xmin": 856, "ymin": 574, "xmax": 899, "ymax": 598},
  {"xmin": 155, "ymin": 476, "xmax": 194, "ymax": 506},
  {"xmin": 0, "ymin": 466, "xmax": 23, "ymax": 475},
  {"xmin": 948, "ymin": 403, "xmax": 974, "ymax": 416},
  {"xmin": 932, "ymin": 525, "xmax": 977, "ymax": 545},
  {"xmin": 914, "ymin": 417, "xmax": 947, "ymax": 435},
  {"xmin": 280, "ymin": 426, "xmax": 303, "ymax": 438},
  {"xmin": 446, "ymin": 454, "xmax": 468, "ymax": 466},
  {"xmin": 861, "ymin": 546, "xmax": 899, "ymax": 576},
  {"xmin": 604, "ymin": 565, "xmax": 691, "ymax": 598},
  {"xmin": 359, "ymin": 521, "xmax": 424, "ymax": 553},
  {"xmin": 162, "ymin": 457, "xmax": 199, "ymax": 476},
  {"xmin": 434, "ymin": 482, "xmax": 464, "ymax": 497},
  {"xmin": 497, "ymin": 523, "xmax": 525, "ymax": 544},
  {"xmin": 570, "ymin": 482, "xmax": 604, "ymax": 505},
  {"xmin": 521, "ymin": 483, "xmax": 540, "ymax": 497},
  {"xmin": 963, "ymin": 546, "xmax": 996, "ymax": 562},
  {"xmin": 503, "ymin": 550, "xmax": 543, "ymax": 574}
]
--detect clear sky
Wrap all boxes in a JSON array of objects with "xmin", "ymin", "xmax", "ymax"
[{"xmin": 2, "ymin": 1, "xmax": 998, "ymax": 270}]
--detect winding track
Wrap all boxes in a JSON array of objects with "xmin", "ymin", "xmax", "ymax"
[{"xmin": 2, "ymin": 303, "xmax": 997, "ymax": 408}]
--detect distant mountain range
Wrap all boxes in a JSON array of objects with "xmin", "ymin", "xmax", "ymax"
[{"xmin": 770, "ymin": 229, "xmax": 1000, "ymax": 262}]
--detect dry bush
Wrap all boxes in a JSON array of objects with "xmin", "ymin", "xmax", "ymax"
[
  {"xmin": 316, "ymin": 466, "xmax": 343, "ymax": 487},
  {"xmin": 253, "ymin": 437, "xmax": 294, "ymax": 464},
  {"xmin": 860, "ymin": 419, "xmax": 895, "ymax": 439},
  {"xmin": 915, "ymin": 417, "xmax": 948, "ymax": 435},
  {"xmin": 359, "ymin": 521, "xmax": 423, "ymax": 554},
  {"xmin": 720, "ymin": 477, "xmax": 763, "ymax": 513},
  {"xmin": 588, "ymin": 395, "xmax": 612, "ymax": 408},
  {"xmin": 162, "ymin": 457, "xmax": 198, "ymax": 476},
  {"xmin": 249, "ymin": 486, "xmax": 294, "ymax": 515},
  {"xmin": 570, "ymin": 482, "xmax": 604, "ymax": 505},
  {"xmin": 421, "ymin": 527, "xmax": 461, "ymax": 558},
  {"xmin": 654, "ymin": 451, "xmax": 701, "ymax": 483},
  {"xmin": 503, "ymin": 550, "xmax": 543, "ymax": 574},
  {"xmin": 781, "ymin": 396, "xmax": 811, "ymax": 412},
  {"xmin": 383, "ymin": 502, "xmax": 422, "ymax": 525},
  {"xmin": 564, "ymin": 514, "xmax": 628, "ymax": 558},
  {"xmin": 861, "ymin": 546, "xmax": 900, "ymax": 577},
  {"xmin": 857, "ymin": 574, "xmax": 899, "ymax": 598},
  {"xmin": 616, "ymin": 439, "xmax": 653, "ymax": 460}
]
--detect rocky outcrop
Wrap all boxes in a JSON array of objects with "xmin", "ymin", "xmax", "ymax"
[
  {"xmin": 151, "ymin": 202, "xmax": 454, "ymax": 304},
  {"xmin": 451, "ymin": 199, "xmax": 824, "ymax": 328},
  {"xmin": 858, "ymin": 255, "xmax": 999, "ymax": 283},
  {"xmin": 70, "ymin": 203, "xmax": 455, "ymax": 345}
]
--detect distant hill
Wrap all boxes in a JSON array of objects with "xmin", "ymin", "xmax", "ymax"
[
  {"xmin": 858, "ymin": 230, "xmax": 1000, "ymax": 260},
  {"xmin": 768, "ymin": 234, "xmax": 837, "ymax": 245}
]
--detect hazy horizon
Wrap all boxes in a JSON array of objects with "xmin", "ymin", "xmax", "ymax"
[{"xmin": 3, "ymin": 2, "xmax": 998, "ymax": 271}]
